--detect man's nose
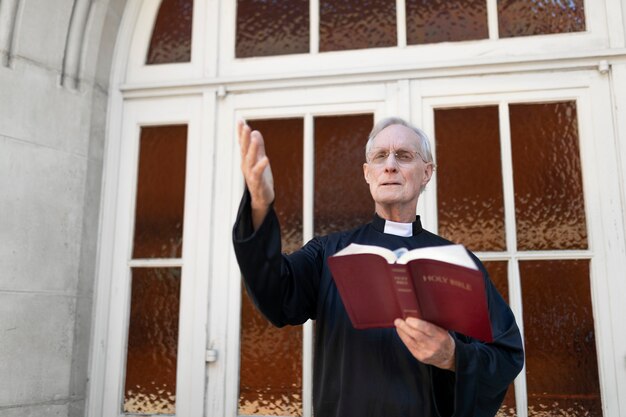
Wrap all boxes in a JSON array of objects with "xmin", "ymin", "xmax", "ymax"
[{"xmin": 384, "ymin": 154, "xmax": 399, "ymax": 171}]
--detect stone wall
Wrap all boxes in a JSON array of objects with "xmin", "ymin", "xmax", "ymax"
[{"xmin": 0, "ymin": 1, "xmax": 125, "ymax": 416}]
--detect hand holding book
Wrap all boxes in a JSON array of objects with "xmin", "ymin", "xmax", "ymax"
[{"xmin": 327, "ymin": 243, "xmax": 493, "ymax": 342}]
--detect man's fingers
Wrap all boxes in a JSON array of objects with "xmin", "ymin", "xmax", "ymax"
[
  {"xmin": 236, "ymin": 119, "xmax": 244, "ymax": 143},
  {"xmin": 251, "ymin": 156, "xmax": 270, "ymax": 177},
  {"xmin": 395, "ymin": 318, "xmax": 434, "ymax": 338},
  {"xmin": 250, "ymin": 131, "xmax": 266, "ymax": 157},
  {"xmin": 395, "ymin": 318, "xmax": 457, "ymax": 370},
  {"xmin": 238, "ymin": 122, "xmax": 251, "ymax": 159},
  {"xmin": 245, "ymin": 131, "xmax": 266, "ymax": 169}
]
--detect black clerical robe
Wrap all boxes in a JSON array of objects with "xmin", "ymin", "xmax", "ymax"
[{"xmin": 233, "ymin": 191, "xmax": 524, "ymax": 417}]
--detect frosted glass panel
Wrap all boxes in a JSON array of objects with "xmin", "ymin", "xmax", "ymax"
[
  {"xmin": 520, "ymin": 260, "xmax": 602, "ymax": 416},
  {"xmin": 435, "ymin": 106, "xmax": 505, "ymax": 252},
  {"xmin": 484, "ymin": 261, "xmax": 516, "ymax": 417},
  {"xmin": 249, "ymin": 118, "xmax": 304, "ymax": 254},
  {"xmin": 236, "ymin": 0, "xmax": 309, "ymax": 57},
  {"xmin": 510, "ymin": 101, "xmax": 587, "ymax": 250},
  {"xmin": 133, "ymin": 125, "xmax": 187, "ymax": 259},
  {"xmin": 498, "ymin": 0, "xmax": 585, "ymax": 38},
  {"xmin": 314, "ymin": 114, "xmax": 374, "ymax": 236},
  {"xmin": 146, "ymin": 0, "xmax": 192, "ymax": 64},
  {"xmin": 239, "ymin": 119, "xmax": 304, "ymax": 416},
  {"xmin": 406, "ymin": 0, "xmax": 488, "ymax": 44},
  {"xmin": 124, "ymin": 268, "xmax": 180, "ymax": 414},
  {"xmin": 319, "ymin": 0, "xmax": 396, "ymax": 52},
  {"xmin": 484, "ymin": 261, "xmax": 508, "ymax": 304}
]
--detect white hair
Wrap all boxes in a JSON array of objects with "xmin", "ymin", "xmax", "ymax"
[{"xmin": 365, "ymin": 117, "xmax": 434, "ymax": 165}]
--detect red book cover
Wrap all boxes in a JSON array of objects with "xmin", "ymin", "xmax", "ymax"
[{"xmin": 327, "ymin": 244, "xmax": 493, "ymax": 342}]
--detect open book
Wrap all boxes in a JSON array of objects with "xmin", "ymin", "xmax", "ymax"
[{"xmin": 327, "ymin": 243, "xmax": 493, "ymax": 342}]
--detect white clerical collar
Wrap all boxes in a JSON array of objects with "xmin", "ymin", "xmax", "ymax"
[
  {"xmin": 372, "ymin": 213, "xmax": 423, "ymax": 236},
  {"xmin": 383, "ymin": 219, "xmax": 413, "ymax": 237}
]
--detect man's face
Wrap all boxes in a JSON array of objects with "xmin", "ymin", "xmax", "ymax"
[{"xmin": 363, "ymin": 124, "xmax": 433, "ymax": 211}]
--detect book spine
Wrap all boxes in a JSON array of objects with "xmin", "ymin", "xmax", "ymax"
[{"xmin": 389, "ymin": 265, "xmax": 422, "ymax": 319}]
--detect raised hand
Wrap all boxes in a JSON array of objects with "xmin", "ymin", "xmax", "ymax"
[{"xmin": 237, "ymin": 119, "xmax": 275, "ymax": 229}]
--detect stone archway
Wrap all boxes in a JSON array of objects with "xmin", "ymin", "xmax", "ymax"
[{"xmin": 0, "ymin": 0, "xmax": 128, "ymax": 415}]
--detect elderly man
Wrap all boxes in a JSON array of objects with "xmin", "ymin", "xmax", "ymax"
[{"xmin": 233, "ymin": 117, "xmax": 524, "ymax": 417}]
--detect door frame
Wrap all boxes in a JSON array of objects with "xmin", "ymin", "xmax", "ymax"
[
  {"xmin": 413, "ymin": 69, "xmax": 626, "ymax": 416},
  {"xmin": 207, "ymin": 82, "xmax": 401, "ymax": 417}
]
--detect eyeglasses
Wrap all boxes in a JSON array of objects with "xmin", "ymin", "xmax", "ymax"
[{"xmin": 367, "ymin": 148, "xmax": 425, "ymax": 166}]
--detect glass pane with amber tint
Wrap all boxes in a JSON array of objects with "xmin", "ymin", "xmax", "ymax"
[
  {"xmin": 498, "ymin": 0, "xmax": 585, "ymax": 38},
  {"xmin": 319, "ymin": 0, "xmax": 396, "ymax": 52},
  {"xmin": 239, "ymin": 119, "xmax": 304, "ymax": 416},
  {"xmin": 435, "ymin": 106, "xmax": 505, "ymax": 252},
  {"xmin": 314, "ymin": 114, "xmax": 373, "ymax": 236},
  {"xmin": 236, "ymin": 0, "xmax": 309, "ymax": 58},
  {"xmin": 484, "ymin": 261, "xmax": 509, "ymax": 303},
  {"xmin": 520, "ymin": 260, "xmax": 601, "ymax": 416},
  {"xmin": 510, "ymin": 101, "xmax": 587, "ymax": 250},
  {"xmin": 484, "ymin": 261, "xmax": 517, "ymax": 417},
  {"xmin": 124, "ymin": 268, "xmax": 180, "ymax": 414},
  {"xmin": 133, "ymin": 125, "xmax": 187, "ymax": 259},
  {"xmin": 406, "ymin": 0, "xmax": 488, "ymax": 45},
  {"xmin": 146, "ymin": 0, "xmax": 192, "ymax": 64}
]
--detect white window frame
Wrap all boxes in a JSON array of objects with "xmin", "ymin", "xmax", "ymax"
[
  {"xmin": 91, "ymin": 1, "xmax": 626, "ymax": 416},
  {"xmin": 207, "ymin": 82, "xmax": 401, "ymax": 417},
  {"xmin": 119, "ymin": 0, "xmax": 626, "ymax": 88},
  {"xmin": 413, "ymin": 70, "xmax": 626, "ymax": 417},
  {"xmin": 124, "ymin": 0, "xmax": 216, "ymax": 84},
  {"xmin": 90, "ymin": 94, "xmax": 215, "ymax": 417},
  {"xmin": 217, "ymin": 0, "xmax": 617, "ymax": 79}
]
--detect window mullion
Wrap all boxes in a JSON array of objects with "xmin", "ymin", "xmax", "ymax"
[
  {"xmin": 128, "ymin": 258, "xmax": 184, "ymax": 268},
  {"xmin": 487, "ymin": 0, "xmax": 499, "ymax": 40},
  {"xmin": 498, "ymin": 101, "xmax": 528, "ymax": 417},
  {"xmin": 396, "ymin": 0, "xmax": 407, "ymax": 48},
  {"xmin": 310, "ymin": 0, "xmax": 319, "ymax": 54},
  {"xmin": 302, "ymin": 113, "xmax": 315, "ymax": 417}
]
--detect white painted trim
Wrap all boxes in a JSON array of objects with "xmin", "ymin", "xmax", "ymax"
[
  {"xmin": 188, "ymin": 90, "xmax": 217, "ymax": 417},
  {"xmin": 205, "ymin": 92, "xmax": 240, "ymax": 417},
  {"xmin": 125, "ymin": 0, "xmax": 205, "ymax": 84},
  {"xmin": 128, "ymin": 258, "xmax": 184, "ymax": 267},
  {"xmin": 86, "ymin": 0, "xmax": 145, "ymax": 414},
  {"xmin": 609, "ymin": 63, "xmax": 626, "ymax": 265},
  {"xmin": 304, "ymin": 114, "xmax": 315, "ymax": 244},
  {"xmin": 508, "ymin": 258, "xmax": 527, "ymax": 417},
  {"xmin": 302, "ymin": 320, "xmax": 314, "ymax": 417},
  {"xmin": 303, "ymin": 113, "xmax": 315, "ymax": 417},
  {"xmin": 219, "ymin": 88, "xmax": 391, "ymax": 417},
  {"xmin": 415, "ymin": 71, "xmax": 625, "ymax": 416},
  {"xmin": 497, "ymin": 101, "xmax": 527, "ymax": 417},
  {"xmin": 486, "ymin": 0, "xmax": 498, "ymax": 40},
  {"xmin": 178, "ymin": 95, "xmax": 207, "ymax": 417},
  {"xmin": 121, "ymin": 49, "xmax": 626, "ymax": 98},
  {"xmin": 396, "ymin": 0, "xmax": 406, "ymax": 49},
  {"xmin": 92, "ymin": 2, "xmax": 626, "ymax": 415},
  {"xmin": 606, "ymin": 0, "xmax": 626, "ymax": 48},
  {"xmin": 217, "ymin": 2, "xmax": 611, "ymax": 79},
  {"xmin": 217, "ymin": 0, "xmax": 236, "ymax": 68},
  {"xmin": 114, "ymin": 0, "xmax": 619, "ymax": 86},
  {"xmin": 202, "ymin": 0, "xmax": 219, "ymax": 78},
  {"xmin": 101, "ymin": 101, "xmax": 143, "ymax": 417},
  {"xmin": 97, "ymin": 95, "xmax": 207, "ymax": 417},
  {"xmin": 584, "ymin": 75, "xmax": 626, "ymax": 416},
  {"xmin": 310, "ymin": 0, "xmax": 319, "ymax": 54},
  {"xmin": 112, "ymin": 2, "xmax": 625, "ymax": 92},
  {"xmin": 414, "ymin": 101, "xmax": 436, "ymax": 232}
]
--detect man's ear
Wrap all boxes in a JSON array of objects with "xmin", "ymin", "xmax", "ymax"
[
  {"xmin": 363, "ymin": 163, "xmax": 370, "ymax": 184},
  {"xmin": 422, "ymin": 162, "xmax": 434, "ymax": 186}
]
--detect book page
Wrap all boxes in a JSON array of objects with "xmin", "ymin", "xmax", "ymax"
[
  {"xmin": 397, "ymin": 244, "xmax": 478, "ymax": 270},
  {"xmin": 331, "ymin": 243, "xmax": 397, "ymax": 263}
]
